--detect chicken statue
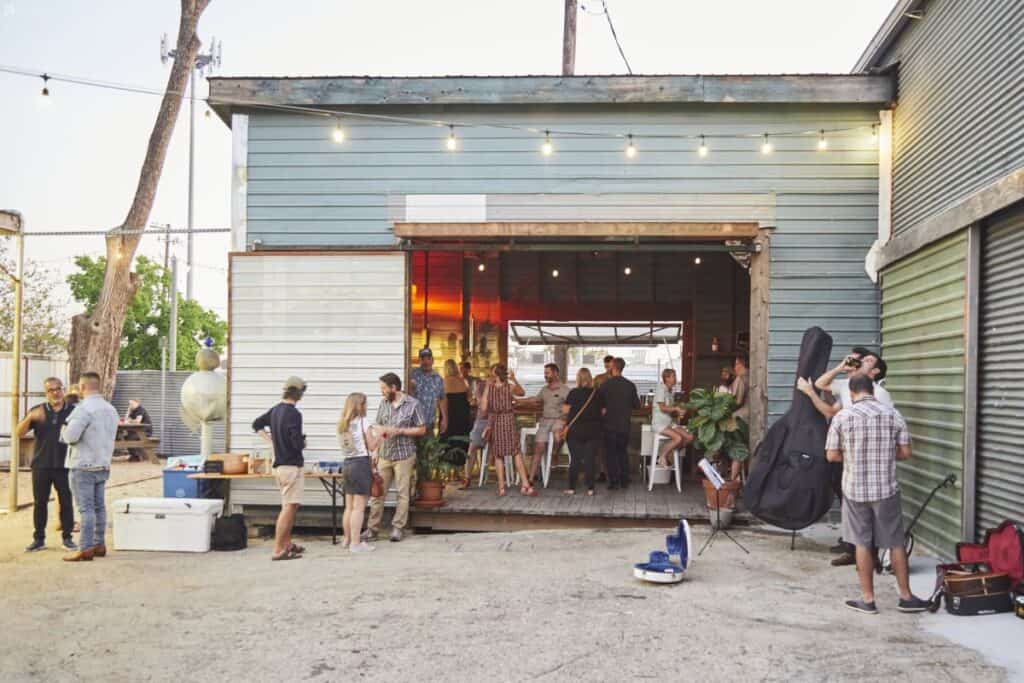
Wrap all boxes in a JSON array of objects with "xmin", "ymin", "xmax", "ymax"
[{"xmin": 180, "ymin": 338, "xmax": 226, "ymax": 459}]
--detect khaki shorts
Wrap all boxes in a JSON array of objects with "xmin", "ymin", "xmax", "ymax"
[
  {"xmin": 275, "ymin": 465, "xmax": 305, "ymax": 505},
  {"xmin": 536, "ymin": 417, "xmax": 566, "ymax": 444}
]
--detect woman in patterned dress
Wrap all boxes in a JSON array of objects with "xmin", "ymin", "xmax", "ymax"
[{"xmin": 480, "ymin": 363, "xmax": 536, "ymax": 497}]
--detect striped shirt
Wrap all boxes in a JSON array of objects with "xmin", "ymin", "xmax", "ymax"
[
  {"xmin": 375, "ymin": 394, "xmax": 425, "ymax": 461},
  {"xmin": 825, "ymin": 396, "xmax": 911, "ymax": 502}
]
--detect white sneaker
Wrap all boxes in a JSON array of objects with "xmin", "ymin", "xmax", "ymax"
[{"xmin": 350, "ymin": 542, "xmax": 376, "ymax": 553}]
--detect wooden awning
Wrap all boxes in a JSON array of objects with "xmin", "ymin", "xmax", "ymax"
[{"xmin": 394, "ymin": 222, "xmax": 760, "ymax": 240}]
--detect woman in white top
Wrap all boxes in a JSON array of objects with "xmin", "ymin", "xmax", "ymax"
[
  {"xmin": 653, "ymin": 369, "xmax": 694, "ymax": 467},
  {"xmin": 338, "ymin": 392, "xmax": 382, "ymax": 552}
]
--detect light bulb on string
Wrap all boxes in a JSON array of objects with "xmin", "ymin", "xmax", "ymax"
[
  {"xmin": 760, "ymin": 133, "xmax": 773, "ymax": 155},
  {"xmin": 694, "ymin": 256, "xmax": 702, "ymax": 265},
  {"xmin": 623, "ymin": 266, "xmax": 632, "ymax": 276},
  {"xmin": 625, "ymin": 134, "xmax": 637, "ymax": 158},
  {"xmin": 446, "ymin": 125, "xmax": 458, "ymax": 151},
  {"xmin": 541, "ymin": 130, "xmax": 553, "ymax": 156},
  {"xmin": 477, "ymin": 262, "xmax": 485, "ymax": 272},
  {"xmin": 331, "ymin": 119, "xmax": 345, "ymax": 144},
  {"xmin": 697, "ymin": 135, "xmax": 709, "ymax": 158},
  {"xmin": 39, "ymin": 74, "xmax": 51, "ymax": 99},
  {"xmin": 817, "ymin": 130, "xmax": 828, "ymax": 151},
  {"xmin": 551, "ymin": 268, "xmax": 560, "ymax": 278}
]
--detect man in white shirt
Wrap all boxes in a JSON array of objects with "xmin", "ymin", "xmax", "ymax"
[{"xmin": 797, "ymin": 346, "xmax": 892, "ymax": 567}]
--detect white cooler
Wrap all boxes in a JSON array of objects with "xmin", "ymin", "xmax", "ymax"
[{"xmin": 113, "ymin": 497, "xmax": 224, "ymax": 552}]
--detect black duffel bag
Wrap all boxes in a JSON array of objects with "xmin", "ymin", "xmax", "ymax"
[{"xmin": 212, "ymin": 514, "xmax": 248, "ymax": 551}]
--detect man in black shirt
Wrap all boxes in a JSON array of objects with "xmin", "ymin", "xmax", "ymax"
[
  {"xmin": 598, "ymin": 357, "xmax": 640, "ymax": 490},
  {"xmin": 124, "ymin": 399, "xmax": 153, "ymax": 461},
  {"xmin": 252, "ymin": 376, "xmax": 308, "ymax": 561},
  {"xmin": 16, "ymin": 377, "xmax": 77, "ymax": 552}
]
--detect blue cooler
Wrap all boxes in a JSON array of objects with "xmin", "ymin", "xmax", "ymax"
[{"xmin": 163, "ymin": 467, "xmax": 211, "ymax": 499}]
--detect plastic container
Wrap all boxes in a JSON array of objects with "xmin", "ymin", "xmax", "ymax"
[
  {"xmin": 113, "ymin": 497, "xmax": 224, "ymax": 552},
  {"xmin": 162, "ymin": 467, "xmax": 210, "ymax": 499}
]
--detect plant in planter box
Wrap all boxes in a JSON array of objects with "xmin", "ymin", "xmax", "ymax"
[
  {"xmin": 683, "ymin": 388, "xmax": 749, "ymax": 510},
  {"xmin": 414, "ymin": 435, "xmax": 468, "ymax": 508}
]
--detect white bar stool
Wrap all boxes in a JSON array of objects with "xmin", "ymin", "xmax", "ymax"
[{"xmin": 649, "ymin": 433, "xmax": 683, "ymax": 492}]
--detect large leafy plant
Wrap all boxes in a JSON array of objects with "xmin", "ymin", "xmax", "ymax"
[
  {"xmin": 683, "ymin": 388, "xmax": 750, "ymax": 462},
  {"xmin": 415, "ymin": 435, "xmax": 469, "ymax": 482}
]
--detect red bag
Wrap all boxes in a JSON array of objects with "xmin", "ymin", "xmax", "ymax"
[
  {"xmin": 929, "ymin": 520, "xmax": 1024, "ymax": 615},
  {"xmin": 955, "ymin": 520, "xmax": 1024, "ymax": 586}
]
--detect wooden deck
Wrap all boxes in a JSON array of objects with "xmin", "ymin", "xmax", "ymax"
[{"xmin": 410, "ymin": 480, "xmax": 750, "ymax": 532}]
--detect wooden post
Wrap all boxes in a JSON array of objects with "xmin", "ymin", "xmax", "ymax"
[
  {"xmin": 748, "ymin": 229, "xmax": 771, "ymax": 455},
  {"xmin": 562, "ymin": 0, "xmax": 577, "ymax": 76}
]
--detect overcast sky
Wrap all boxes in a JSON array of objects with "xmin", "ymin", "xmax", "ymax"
[{"xmin": 0, "ymin": 0, "xmax": 895, "ymax": 320}]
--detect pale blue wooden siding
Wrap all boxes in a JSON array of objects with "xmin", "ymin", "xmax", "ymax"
[{"xmin": 246, "ymin": 104, "xmax": 881, "ymax": 423}]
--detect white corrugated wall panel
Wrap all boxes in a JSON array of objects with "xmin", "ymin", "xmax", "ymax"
[{"xmin": 228, "ymin": 253, "xmax": 407, "ymax": 461}]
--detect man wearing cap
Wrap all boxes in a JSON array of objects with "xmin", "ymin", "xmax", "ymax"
[
  {"xmin": 252, "ymin": 376, "xmax": 308, "ymax": 561},
  {"xmin": 409, "ymin": 348, "xmax": 445, "ymax": 434}
]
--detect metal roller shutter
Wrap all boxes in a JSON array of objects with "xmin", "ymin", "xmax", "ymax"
[
  {"xmin": 228, "ymin": 252, "xmax": 408, "ymax": 461},
  {"xmin": 977, "ymin": 204, "xmax": 1024, "ymax": 533}
]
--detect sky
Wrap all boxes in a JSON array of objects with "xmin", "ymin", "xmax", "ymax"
[{"xmin": 0, "ymin": 0, "xmax": 896, "ymax": 323}]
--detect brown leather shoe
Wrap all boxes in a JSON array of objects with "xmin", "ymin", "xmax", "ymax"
[
  {"xmin": 63, "ymin": 548, "xmax": 95, "ymax": 562},
  {"xmin": 92, "ymin": 544, "xmax": 107, "ymax": 557},
  {"xmin": 830, "ymin": 552, "xmax": 856, "ymax": 567}
]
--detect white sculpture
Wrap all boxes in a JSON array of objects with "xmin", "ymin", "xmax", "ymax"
[{"xmin": 180, "ymin": 344, "xmax": 226, "ymax": 459}]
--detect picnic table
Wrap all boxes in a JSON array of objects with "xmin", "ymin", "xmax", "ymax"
[
  {"xmin": 188, "ymin": 472, "xmax": 346, "ymax": 544},
  {"xmin": 115, "ymin": 422, "xmax": 160, "ymax": 463}
]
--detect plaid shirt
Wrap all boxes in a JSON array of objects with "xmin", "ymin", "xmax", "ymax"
[
  {"xmin": 410, "ymin": 368, "xmax": 444, "ymax": 427},
  {"xmin": 825, "ymin": 397, "xmax": 911, "ymax": 502},
  {"xmin": 375, "ymin": 394, "xmax": 425, "ymax": 461}
]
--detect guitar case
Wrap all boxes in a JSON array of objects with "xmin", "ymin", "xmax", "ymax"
[{"xmin": 743, "ymin": 326, "xmax": 834, "ymax": 530}]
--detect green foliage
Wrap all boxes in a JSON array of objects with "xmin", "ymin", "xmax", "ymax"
[
  {"xmin": 415, "ymin": 435, "xmax": 469, "ymax": 482},
  {"xmin": 684, "ymin": 387, "xmax": 750, "ymax": 462},
  {"xmin": 66, "ymin": 254, "xmax": 226, "ymax": 370},
  {"xmin": 0, "ymin": 241, "xmax": 67, "ymax": 355}
]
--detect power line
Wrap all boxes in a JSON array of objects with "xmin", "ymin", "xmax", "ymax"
[{"xmin": 600, "ymin": 1, "xmax": 633, "ymax": 75}]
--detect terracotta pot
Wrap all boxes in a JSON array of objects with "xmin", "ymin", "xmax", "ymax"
[
  {"xmin": 702, "ymin": 477, "xmax": 741, "ymax": 509},
  {"xmin": 415, "ymin": 480, "xmax": 446, "ymax": 509}
]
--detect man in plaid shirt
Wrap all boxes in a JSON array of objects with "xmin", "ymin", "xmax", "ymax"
[{"xmin": 825, "ymin": 375, "xmax": 929, "ymax": 615}]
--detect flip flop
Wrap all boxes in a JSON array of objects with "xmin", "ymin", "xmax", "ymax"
[
  {"xmin": 289, "ymin": 543, "xmax": 306, "ymax": 554},
  {"xmin": 271, "ymin": 549, "xmax": 303, "ymax": 561}
]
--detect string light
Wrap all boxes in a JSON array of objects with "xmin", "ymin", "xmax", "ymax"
[
  {"xmin": 551, "ymin": 268, "xmax": 560, "ymax": 278},
  {"xmin": 623, "ymin": 266, "xmax": 632, "ymax": 276},
  {"xmin": 541, "ymin": 130, "xmax": 553, "ymax": 156},
  {"xmin": 817, "ymin": 129, "xmax": 828, "ymax": 150},
  {"xmin": 625, "ymin": 134, "xmax": 637, "ymax": 158},
  {"xmin": 760, "ymin": 133, "xmax": 772, "ymax": 155},
  {"xmin": 331, "ymin": 119, "xmax": 345, "ymax": 144},
  {"xmin": 40, "ymin": 74, "xmax": 50, "ymax": 98},
  {"xmin": 694, "ymin": 257, "xmax": 702, "ymax": 265},
  {"xmin": 477, "ymin": 263, "xmax": 485, "ymax": 272},
  {"xmin": 697, "ymin": 134, "xmax": 709, "ymax": 158},
  {"xmin": 446, "ymin": 125, "xmax": 458, "ymax": 151}
]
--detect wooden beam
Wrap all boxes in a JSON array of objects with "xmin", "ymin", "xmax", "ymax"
[
  {"xmin": 748, "ymin": 229, "xmax": 771, "ymax": 454},
  {"xmin": 209, "ymin": 74, "xmax": 895, "ymax": 108},
  {"xmin": 876, "ymin": 167, "xmax": 1024, "ymax": 270},
  {"xmin": 395, "ymin": 222, "xmax": 760, "ymax": 240}
]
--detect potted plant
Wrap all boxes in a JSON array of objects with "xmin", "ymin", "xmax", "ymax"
[
  {"xmin": 683, "ymin": 388, "xmax": 749, "ymax": 515},
  {"xmin": 414, "ymin": 435, "xmax": 468, "ymax": 509}
]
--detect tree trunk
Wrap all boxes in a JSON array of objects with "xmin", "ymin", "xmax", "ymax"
[{"xmin": 68, "ymin": 0, "xmax": 212, "ymax": 397}]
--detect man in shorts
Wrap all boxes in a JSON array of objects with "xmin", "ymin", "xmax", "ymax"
[
  {"xmin": 825, "ymin": 375, "xmax": 929, "ymax": 614},
  {"xmin": 252, "ymin": 376, "xmax": 308, "ymax": 561},
  {"xmin": 520, "ymin": 363, "xmax": 569, "ymax": 486}
]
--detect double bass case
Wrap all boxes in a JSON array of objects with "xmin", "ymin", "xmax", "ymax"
[{"xmin": 743, "ymin": 326, "xmax": 835, "ymax": 530}]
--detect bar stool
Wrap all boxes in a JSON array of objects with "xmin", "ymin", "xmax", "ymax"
[
  {"xmin": 649, "ymin": 434, "xmax": 683, "ymax": 492},
  {"xmin": 477, "ymin": 444, "xmax": 516, "ymax": 489}
]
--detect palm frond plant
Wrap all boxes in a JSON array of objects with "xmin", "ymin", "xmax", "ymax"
[
  {"xmin": 683, "ymin": 388, "xmax": 750, "ymax": 464},
  {"xmin": 415, "ymin": 435, "xmax": 469, "ymax": 482}
]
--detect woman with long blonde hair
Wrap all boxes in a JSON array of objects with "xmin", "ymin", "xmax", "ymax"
[
  {"xmin": 561, "ymin": 368, "xmax": 605, "ymax": 496},
  {"xmin": 338, "ymin": 392, "xmax": 381, "ymax": 552}
]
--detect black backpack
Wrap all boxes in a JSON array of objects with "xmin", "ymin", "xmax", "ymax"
[
  {"xmin": 212, "ymin": 514, "xmax": 248, "ymax": 551},
  {"xmin": 743, "ymin": 326, "xmax": 835, "ymax": 530}
]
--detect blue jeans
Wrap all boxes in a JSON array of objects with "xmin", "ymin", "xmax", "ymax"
[{"xmin": 71, "ymin": 468, "xmax": 109, "ymax": 549}]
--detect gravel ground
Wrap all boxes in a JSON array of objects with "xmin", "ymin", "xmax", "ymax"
[{"xmin": 0, "ymin": 477, "xmax": 1006, "ymax": 683}]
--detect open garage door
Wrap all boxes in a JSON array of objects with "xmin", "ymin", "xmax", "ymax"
[{"xmin": 228, "ymin": 252, "xmax": 407, "ymax": 460}]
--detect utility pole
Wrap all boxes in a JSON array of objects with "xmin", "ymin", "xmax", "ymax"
[
  {"xmin": 160, "ymin": 33, "xmax": 222, "ymax": 301},
  {"xmin": 169, "ymin": 256, "xmax": 179, "ymax": 371},
  {"xmin": 155, "ymin": 222, "xmax": 179, "ymax": 304},
  {"xmin": 562, "ymin": 0, "xmax": 577, "ymax": 76}
]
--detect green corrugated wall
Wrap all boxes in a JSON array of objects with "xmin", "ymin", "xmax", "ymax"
[{"xmin": 880, "ymin": 231, "xmax": 967, "ymax": 558}]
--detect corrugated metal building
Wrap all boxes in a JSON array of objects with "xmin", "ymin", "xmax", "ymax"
[
  {"xmin": 857, "ymin": 0, "xmax": 1024, "ymax": 554},
  {"xmin": 208, "ymin": 73, "xmax": 895, "ymax": 507}
]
